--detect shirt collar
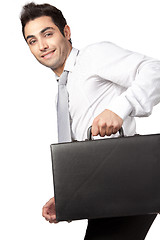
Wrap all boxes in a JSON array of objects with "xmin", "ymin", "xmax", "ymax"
[{"xmin": 64, "ymin": 47, "xmax": 79, "ymax": 72}]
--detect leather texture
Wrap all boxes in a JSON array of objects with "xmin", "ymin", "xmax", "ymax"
[{"xmin": 50, "ymin": 133, "xmax": 160, "ymax": 221}]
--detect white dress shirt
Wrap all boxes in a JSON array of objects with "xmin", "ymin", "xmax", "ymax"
[{"xmin": 56, "ymin": 41, "xmax": 160, "ymax": 141}]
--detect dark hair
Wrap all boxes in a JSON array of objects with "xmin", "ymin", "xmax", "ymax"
[{"xmin": 20, "ymin": 2, "xmax": 71, "ymax": 43}]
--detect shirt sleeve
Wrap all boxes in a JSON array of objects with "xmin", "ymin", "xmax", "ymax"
[
  {"xmin": 107, "ymin": 60, "xmax": 160, "ymax": 120},
  {"xmin": 94, "ymin": 42, "xmax": 160, "ymax": 120}
]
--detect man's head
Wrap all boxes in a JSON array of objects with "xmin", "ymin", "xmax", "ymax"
[{"xmin": 20, "ymin": 2, "xmax": 72, "ymax": 75}]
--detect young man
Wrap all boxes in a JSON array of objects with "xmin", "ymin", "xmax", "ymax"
[{"xmin": 20, "ymin": 2, "xmax": 160, "ymax": 239}]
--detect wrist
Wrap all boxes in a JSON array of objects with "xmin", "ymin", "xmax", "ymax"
[{"xmin": 107, "ymin": 94, "xmax": 133, "ymax": 120}]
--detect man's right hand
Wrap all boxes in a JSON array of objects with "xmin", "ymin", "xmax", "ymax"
[{"xmin": 42, "ymin": 197, "xmax": 58, "ymax": 224}]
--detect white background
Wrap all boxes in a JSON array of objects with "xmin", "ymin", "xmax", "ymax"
[{"xmin": 1, "ymin": 0, "xmax": 160, "ymax": 239}]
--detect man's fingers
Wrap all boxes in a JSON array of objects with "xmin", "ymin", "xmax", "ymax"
[
  {"xmin": 92, "ymin": 124, "xmax": 99, "ymax": 136},
  {"xmin": 98, "ymin": 120, "xmax": 107, "ymax": 137},
  {"xmin": 42, "ymin": 205, "xmax": 51, "ymax": 218},
  {"xmin": 45, "ymin": 214, "xmax": 57, "ymax": 222},
  {"xmin": 92, "ymin": 122, "xmax": 118, "ymax": 137},
  {"xmin": 105, "ymin": 126, "xmax": 113, "ymax": 136},
  {"xmin": 42, "ymin": 207, "xmax": 48, "ymax": 218},
  {"xmin": 49, "ymin": 219, "xmax": 59, "ymax": 224}
]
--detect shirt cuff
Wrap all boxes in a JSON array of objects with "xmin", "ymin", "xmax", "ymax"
[{"xmin": 107, "ymin": 94, "xmax": 133, "ymax": 120}]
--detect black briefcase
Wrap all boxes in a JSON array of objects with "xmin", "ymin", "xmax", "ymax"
[{"xmin": 50, "ymin": 128, "xmax": 160, "ymax": 221}]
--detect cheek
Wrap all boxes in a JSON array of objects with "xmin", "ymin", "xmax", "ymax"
[
  {"xmin": 57, "ymin": 39, "xmax": 68, "ymax": 55},
  {"xmin": 53, "ymin": 35, "xmax": 66, "ymax": 48},
  {"xmin": 29, "ymin": 46, "xmax": 38, "ymax": 57}
]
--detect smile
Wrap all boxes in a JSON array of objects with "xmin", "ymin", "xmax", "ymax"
[{"xmin": 41, "ymin": 50, "xmax": 55, "ymax": 59}]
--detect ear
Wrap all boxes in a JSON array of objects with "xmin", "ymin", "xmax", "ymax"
[{"xmin": 64, "ymin": 25, "xmax": 71, "ymax": 41}]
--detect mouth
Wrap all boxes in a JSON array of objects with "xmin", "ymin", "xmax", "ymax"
[{"xmin": 41, "ymin": 50, "xmax": 56, "ymax": 59}]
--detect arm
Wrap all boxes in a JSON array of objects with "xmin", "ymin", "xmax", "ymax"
[{"xmin": 89, "ymin": 42, "xmax": 160, "ymax": 136}]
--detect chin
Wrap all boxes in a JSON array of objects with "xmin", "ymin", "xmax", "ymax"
[
  {"xmin": 37, "ymin": 57, "xmax": 61, "ymax": 70},
  {"xmin": 37, "ymin": 59, "xmax": 54, "ymax": 69}
]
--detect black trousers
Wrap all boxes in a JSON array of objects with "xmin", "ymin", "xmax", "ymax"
[{"xmin": 84, "ymin": 214, "xmax": 157, "ymax": 240}]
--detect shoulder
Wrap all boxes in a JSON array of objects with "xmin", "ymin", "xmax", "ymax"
[
  {"xmin": 77, "ymin": 41, "xmax": 132, "ymax": 63},
  {"xmin": 79, "ymin": 41, "xmax": 115, "ymax": 55},
  {"xmin": 80, "ymin": 41, "xmax": 130, "ymax": 54}
]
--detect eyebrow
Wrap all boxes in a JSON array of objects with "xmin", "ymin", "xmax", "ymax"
[{"xmin": 26, "ymin": 27, "xmax": 54, "ymax": 41}]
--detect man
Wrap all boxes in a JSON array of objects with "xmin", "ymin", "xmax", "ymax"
[{"xmin": 20, "ymin": 2, "xmax": 160, "ymax": 239}]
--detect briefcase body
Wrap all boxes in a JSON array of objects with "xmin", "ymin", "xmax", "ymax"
[{"xmin": 50, "ymin": 133, "xmax": 160, "ymax": 221}]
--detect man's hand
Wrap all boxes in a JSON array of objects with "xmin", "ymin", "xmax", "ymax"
[
  {"xmin": 42, "ymin": 197, "xmax": 58, "ymax": 224},
  {"xmin": 92, "ymin": 109, "xmax": 123, "ymax": 137}
]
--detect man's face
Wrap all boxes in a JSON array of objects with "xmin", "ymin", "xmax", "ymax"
[{"xmin": 24, "ymin": 16, "xmax": 72, "ymax": 75}]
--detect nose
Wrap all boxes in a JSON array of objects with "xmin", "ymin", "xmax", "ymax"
[{"xmin": 38, "ymin": 39, "xmax": 49, "ymax": 51}]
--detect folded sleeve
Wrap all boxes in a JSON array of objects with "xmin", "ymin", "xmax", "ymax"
[{"xmin": 107, "ymin": 60, "xmax": 160, "ymax": 119}]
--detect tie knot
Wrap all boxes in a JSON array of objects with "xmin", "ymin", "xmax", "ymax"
[{"xmin": 58, "ymin": 71, "xmax": 69, "ymax": 85}]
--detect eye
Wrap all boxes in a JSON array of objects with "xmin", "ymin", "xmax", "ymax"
[
  {"xmin": 29, "ymin": 39, "xmax": 37, "ymax": 45},
  {"xmin": 44, "ymin": 32, "xmax": 53, "ymax": 37}
]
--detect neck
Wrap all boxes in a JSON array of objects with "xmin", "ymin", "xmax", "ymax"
[{"xmin": 53, "ymin": 65, "xmax": 65, "ymax": 77}]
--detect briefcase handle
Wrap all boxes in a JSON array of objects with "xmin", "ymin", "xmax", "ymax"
[{"xmin": 87, "ymin": 126, "xmax": 124, "ymax": 140}]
